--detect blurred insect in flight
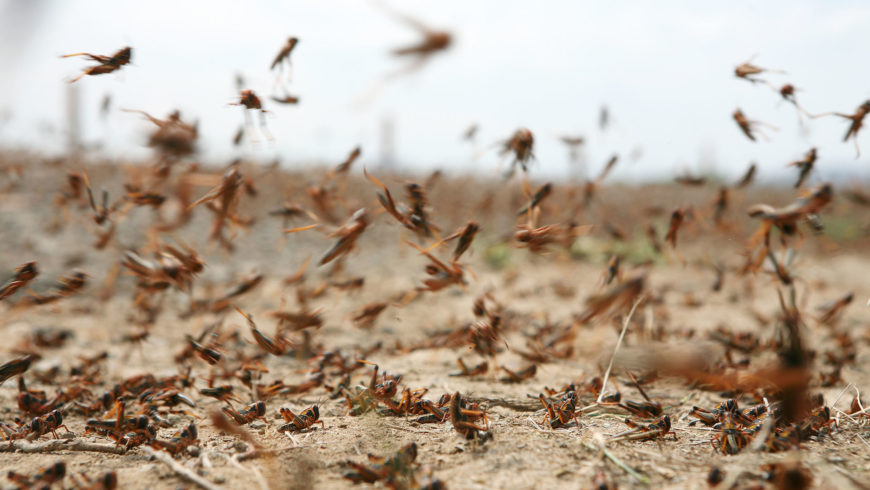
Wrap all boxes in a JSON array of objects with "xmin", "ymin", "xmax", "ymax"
[
  {"xmin": 788, "ymin": 148, "xmax": 817, "ymax": 189},
  {"xmin": 231, "ymin": 89, "xmax": 272, "ymax": 141},
  {"xmin": 62, "ymin": 46, "xmax": 132, "ymax": 83}
]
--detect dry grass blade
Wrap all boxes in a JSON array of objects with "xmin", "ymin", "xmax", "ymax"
[
  {"xmin": 0, "ymin": 439, "xmax": 127, "ymax": 455},
  {"xmin": 597, "ymin": 297, "xmax": 644, "ymax": 403},
  {"xmin": 142, "ymin": 446, "xmax": 221, "ymax": 490},
  {"xmin": 582, "ymin": 439, "xmax": 649, "ymax": 485}
]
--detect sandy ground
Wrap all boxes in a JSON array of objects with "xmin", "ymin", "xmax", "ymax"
[{"xmin": 0, "ymin": 157, "xmax": 869, "ymax": 489}]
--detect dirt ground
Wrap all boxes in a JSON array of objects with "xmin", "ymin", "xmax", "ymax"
[{"xmin": 0, "ymin": 156, "xmax": 869, "ymax": 489}]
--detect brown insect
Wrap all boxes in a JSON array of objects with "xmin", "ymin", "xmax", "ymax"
[
  {"xmin": 381, "ymin": 1, "xmax": 451, "ymax": 72},
  {"xmin": 330, "ymin": 146, "xmax": 362, "ymax": 177},
  {"xmin": 365, "ymin": 169, "xmax": 439, "ymax": 239},
  {"xmin": 222, "ymin": 401, "xmax": 266, "ymax": 426},
  {"xmin": 712, "ymin": 187, "xmax": 729, "ymax": 226},
  {"xmin": 62, "ymin": 46, "xmax": 132, "ymax": 82},
  {"xmin": 689, "ymin": 402, "xmax": 730, "ymax": 427},
  {"xmin": 745, "ymin": 183, "xmax": 833, "ymax": 271},
  {"xmin": 407, "ymin": 240, "xmax": 466, "ymax": 293},
  {"xmin": 8, "ymin": 461, "xmax": 66, "ymax": 489},
  {"xmin": 602, "ymin": 255, "xmax": 621, "ymax": 286},
  {"xmin": 330, "ymin": 277, "xmax": 365, "ymax": 292},
  {"xmin": 271, "ymin": 304, "xmax": 324, "ymax": 333},
  {"xmin": 776, "ymin": 83, "xmax": 808, "ymax": 119},
  {"xmin": 499, "ymin": 364, "xmax": 537, "ymax": 383},
  {"xmin": 15, "ymin": 379, "xmax": 67, "ymax": 419},
  {"xmin": 762, "ymin": 462, "xmax": 813, "ymax": 489},
  {"xmin": 501, "ymin": 128, "xmax": 536, "ymax": 174},
  {"xmin": 618, "ymin": 372, "xmax": 663, "ymax": 418},
  {"xmin": 539, "ymin": 391, "xmax": 581, "ymax": 429},
  {"xmin": 788, "ymin": 148, "xmax": 817, "ymax": 189},
  {"xmin": 645, "ymin": 223, "xmax": 662, "ymax": 254},
  {"xmin": 517, "ymin": 182, "xmax": 552, "ymax": 216},
  {"xmin": 583, "ymin": 154, "xmax": 618, "ymax": 207},
  {"xmin": 462, "ymin": 123, "xmax": 479, "ymax": 142},
  {"xmin": 514, "ymin": 215, "xmax": 590, "ymax": 254},
  {"xmin": 710, "ymin": 412, "xmax": 750, "ymax": 455},
  {"xmin": 20, "ymin": 270, "xmax": 88, "ymax": 306},
  {"xmin": 352, "ymin": 302, "xmax": 390, "ymax": 329},
  {"xmin": 816, "ymin": 292, "xmax": 853, "ymax": 326},
  {"xmin": 665, "ymin": 208, "xmax": 684, "ymax": 248},
  {"xmin": 232, "ymin": 125, "xmax": 245, "ymax": 146},
  {"xmin": 188, "ymin": 168, "xmax": 247, "ymax": 250},
  {"xmin": 70, "ymin": 470, "xmax": 118, "ymax": 490},
  {"xmin": 279, "ymin": 405, "xmax": 324, "ymax": 432},
  {"xmin": 0, "ymin": 262, "xmax": 38, "ymax": 301},
  {"xmin": 674, "ymin": 174, "xmax": 706, "ymax": 186},
  {"xmin": 733, "ymin": 108, "xmax": 773, "ymax": 141},
  {"xmin": 449, "ymin": 358, "xmax": 488, "ymax": 377},
  {"xmin": 269, "ymin": 203, "xmax": 316, "ymax": 229},
  {"xmin": 124, "ymin": 109, "xmax": 198, "ymax": 158},
  {"xmin": 181, "ymin": 331, "xmax": 223, "ymax": 366},
  {"xmin": 734, "ymin": 162, "xmax": 756, "ymax": 189},
  {"xmin": 122, "ymin": 246, "xmax": 202, "ymax": 295},
  {"xmin": 208, "ymin": 272, "xmax": 263, "ymax": 312},
  {"xmin": 576, "ymin": 275, "xmax": 644, "ymax": 324},
  {"xmin": 233, "ymin": 89, "xmax": 266, "ymax": 112},
  {"xmin": 343, "ymin": 442, "xmax": 419, "ymax": 485},
  {"xmin": 316, "ymin": 208, "xmax": 369, "ymax": 265},
  {"xmin": 236, "ymin": 307, "xmax": 291, "ymax": 356},
  {"xmin": 734, "ymin": 58, "xmax": 782, "ymax": 84},
  {"xmin": 599, "ymin": 105, "xmax": 610, "ymax": 131},
  {"xmin": 148, "ymin": 421, "xmax": 198, "ymax": 455},
  {"xmin": 79, "ymin": 171, "xmax": 121, "ymax": 229},
  {"xmin": 428, "ymin": 220, "xmax": 479, "ymax": 261},
  {"xmin": 199, "ymin": 386, "xmax": 241, "ymax": 405},
  {"xmin": 271, "ymin": 37, "xmax": 299, "ymax": 71},
  {"xmin": 449, "ymin": 392, "xmax": 491, "ymax": 440},
  {"xmin": 848, "ymin": 395, "xmax": 869, "ymax": 418},
  {"xmin": 611, "ymin": 415, "xmax": 676, "ymax": 442},
  {"xmin": 819, "ymin": 100, "xmax": 870, "ymax": 157},
  {"xmin": 27, "ymin": 409, "xmax": 71, "ymax": 440},
  {"xmin": 270, "ymin": 94, "xmax": 300, "ymax": 105},
  {"xmin": 231, "ymin": 89, "xmax": 272, "ymax": 140}
]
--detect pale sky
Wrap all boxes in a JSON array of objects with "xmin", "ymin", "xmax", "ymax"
[{"xmin": 1, "ymin": 0, "xmax": 870, "ymax": 182}]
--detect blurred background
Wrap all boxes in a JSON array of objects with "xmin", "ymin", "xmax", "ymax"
[{"xmin": 0, "ymin": 0, "xmax": 869, "ymax": 182}]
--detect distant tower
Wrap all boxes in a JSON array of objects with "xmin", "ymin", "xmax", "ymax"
[
  {"xmin": 379, "ymin": 113, "xmax": 395, "ymax": 170},
  {"xmin": 66, "ymin": 83, "xmax": 81, "ymax": 158}
]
